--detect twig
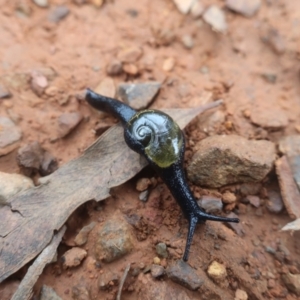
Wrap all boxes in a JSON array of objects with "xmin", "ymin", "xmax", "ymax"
[{"xmin": 116, "ymin": 263, "xmax": 131, "ymax": 300}]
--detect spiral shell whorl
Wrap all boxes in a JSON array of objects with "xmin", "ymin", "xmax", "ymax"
[{"xmin": 127, "ymin": 110, "xmax": 183, "ymax": 168}]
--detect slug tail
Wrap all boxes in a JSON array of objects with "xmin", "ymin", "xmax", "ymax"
[{"xmin": 86, "ymin": 89, "xmax": 136, "ymax": 124}]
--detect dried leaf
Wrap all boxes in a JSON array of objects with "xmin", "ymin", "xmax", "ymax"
[
  {"xmin": 0, "ymin": 101, "xmax": 221, "ymax": 282},
  {"xmin": 11, "ymin": 226, "xmax": 66, "ymax": 300}
]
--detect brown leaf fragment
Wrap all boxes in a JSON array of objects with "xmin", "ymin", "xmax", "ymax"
[
  {"xmin": 0, "ymin": 101, "xmax": 222, "ymax": 283},
  {"xmin": 11, "ymin": 226, "xmax": 66, "ymax": 300},
  {"xmin": 275, "ymin": 156, "xmax": 300, "ymax": 219}
]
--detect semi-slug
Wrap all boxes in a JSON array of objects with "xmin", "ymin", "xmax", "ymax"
[{"xmin": 86, "ymin": 89, "xmax": 239, "ymax": 261}]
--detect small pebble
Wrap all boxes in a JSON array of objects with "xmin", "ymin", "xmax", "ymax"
[
  {"xmin": 94, "ymin": 210, "xmax": 134, "ymax": 262},
  {"xmin": 151, "ymin": 264, "xmax": 165, "ymax": 278},
  {"xmin": 265, "ymin": 246, "xmax": 276, "ymax": 254},
  {"xmin": 282, "ymin": 273, "xmax": 300, "ymax": 296},
  {"xmin": 266, "ymin": 190, "xmax": 283, "ymax": 214},
  {"xmin": 191, "ymin": 0, "xmax": 204, "ymax": 18},
  {"xmin": 74, "ymin": 222, "xmax": 96, "ymax": 246},
  {"xmin": 0, "ymin": 117, "xmax": 22, "ymax": 156},
  {"xmin": 89, "ymin": 0, "xmax": 103, "ymax": 6},
  {"xmin": 136, "ymin": 178, "xmax": 151, "ymax": 192},
  {"xmin": 139, "ymin": 190, "xmax": 149, "ymax": 202},
  {"xmin": 48, "ymin": 6, "xmax": 70, "ymax": 23},
  {"xmin": 71, "ymin": 285, "xmax": 90, "ymax": 300},
  {"xmin": 162, "ymin": 57, "xmax": 175, "ymax": 72},
  {"xmin": 17, "ymin": 141, "xmax": 44, "ymax": 176},
  {"xmin": 247, "ymin": 195, "xmax": 260, "ymax": 208},
  {"xmin": 117, "ymin": 82, "xmax": 161, "ymax": 110},
  {"xmin": 261, "ymin": 73, "xmax": 277, "ymax": 84},
  {"xmin": 172, "ymin": 0, "xmax": 195, "ymax": 14},
  {"xmin": 153, "ymin": 257, "xmax": 161, "ymax": 265},
  {"xmin": 166, "ymin": 259, "xmax": 204, "ymax": 290},
  {"xmin": 207, "ymin": 261, "xmax": 227, "ymax": 283},
  {"xmin": 117, "ymin": 46, "xmax": 143, "ymax": 63},
  {"xmin": 94, "ymin": 77, "xmax": 116, "ymax": 98},
  {"xmin": 33, "ymin": 0, "xmax": 48, "ymax": 8},
  {"xmin": 222, "ymin": 191, "xmax": 237, "ymax": 204},
  {"xmin": 156, "ymin": 243, "xmax": 168, "ymax": 258},
  {"xmin": 226, "ymin": 0, "xmax": 261, "ymax": 17},
  {"xmin": 198, "ymin": 195, "xmax": 223, "ymax": 213},
  {"xmin": 30, "ymin": 71, "xmax": 48, "ymax": 97},
  {"xmin": 40, "ymin": 285, "xmax": 62, "ymax": 300},
  {"xmin": 181, "ymin": 35, "xmax": 194, "ymax": 49},
  {"xmin": 234, "ymin": 289, "xmax": 248, "ymax": 300},
  {"xmin": 106, "ymin": 59, "xmax": 123, "ymax": 76},
  {"xmin": 58, "ymin": 112, "xmax": 83, "ymax": 138},
  {"xmin": 98, "ymin": 270, "xmax": 119, "ymax": 290},
  {"xmin": 264, "ymin": 28, "xmax": 285, "ymax": 55},
  {"xmin": 122, "ymin": 63, "xmax": 139, "ymax": 76},
  {"xmin": 0, "ymin": 84, "xmax": 11, "ymax": 99},
  {"xmin": 203, "ymin": 5, "xmax": 227, "ymax": 33},
  {"xmin": 62, "ymin": 247, "xmax": 87, "ymax": 269}
]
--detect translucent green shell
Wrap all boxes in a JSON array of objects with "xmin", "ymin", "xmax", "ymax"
[{"xmin": 127, "ymin": 110, "xmax": 183, "ymax": 168}]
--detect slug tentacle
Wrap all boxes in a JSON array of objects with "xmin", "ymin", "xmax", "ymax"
[
  {"xmin": 86, "ymin": 89, "xmax": 240, "ymax": 262},
  {"xmin": 86, "ymin": 88, "xmax": 136, "ymax": 125}
]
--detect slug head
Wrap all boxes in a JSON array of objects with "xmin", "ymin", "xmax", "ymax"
[{"xmin": 124, "ymin": 110, "xmax": 184, "ymax": 168}]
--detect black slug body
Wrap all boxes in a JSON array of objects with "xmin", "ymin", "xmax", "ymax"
[{"xmin": 86, "ymin": 89, "xmax": 239, "ymax": 261}]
